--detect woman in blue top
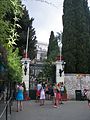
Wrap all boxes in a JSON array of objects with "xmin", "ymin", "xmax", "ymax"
[{"xmin": 16, "ymin": 83, "xmax": 24, "ymax": 112}]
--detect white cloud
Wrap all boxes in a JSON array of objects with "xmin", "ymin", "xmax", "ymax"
[
  {"xmin": 22, "ymin": 0, "xmax": 90, "ymax": 44},
  {"xmin": 36, "ymin": 30, "xmax": 50, "ymax": 43},
  {"xmin": 22, "ymin": 0, "xmax": 63, "ymax": 44}
]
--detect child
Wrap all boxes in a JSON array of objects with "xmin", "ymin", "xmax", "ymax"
[{"xmin": 40, "ymin": 86, "xmax": 45, "ymax": 106}]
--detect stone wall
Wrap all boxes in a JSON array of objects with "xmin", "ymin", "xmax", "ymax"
[{"xmin": 64, "ymin": 74, "xmax": 90, "ymax": 100}]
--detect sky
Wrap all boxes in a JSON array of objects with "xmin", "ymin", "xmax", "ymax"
[{"xmin": 22, "ymin": 0, "xmax": 90, "ymax": 44}]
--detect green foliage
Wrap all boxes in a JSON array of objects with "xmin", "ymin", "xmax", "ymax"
[
  {"xmin": 16, "ymin": 6, "xmax": 37, "ymax": 59},
  {"xmin": 0, "ymin": 0, "xmax": 23, "ymax": 83},
  {"xmin": 0, "ymin": 20, "xmax": 9, "ymax": 44},
  {"xmin": 47, "ymin": 31, "xmax": 59, "ymax": 61},
  {"xmin": 43, "ymin": 60, "xmax": 56, "ymax": 83},
  {"xmin": 0, "ymin": 0, "xmax": 37, "ymax": 83},
  {"xmin": 0, "ymin": 0, "xmax": 11, "ymax": 19},
  {"xmin": 6, "ymin": 0, "xmax": 24, "ymax": 82},
  {"xmin": 7, "ymin": 48, "xmax": 22, "ymax": 82},
  {"xmin": 0, "ymin": 0, "xmax": 11, "ymax": 45},
  {"xmin": 7, "ymin": 0, "xmax": 23, "ymax": 47},
  {"xmin": 37, "ymin": 71, "xmax": 44, "ymax": 81},
  {"xmin": 43, "ymin": 31, "xmax": 59, "ymax": 83},
  {"xmin": 62, "ymin": 0, "xmax": 90, "ymax": 73}
]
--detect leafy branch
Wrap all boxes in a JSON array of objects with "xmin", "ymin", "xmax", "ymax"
[{"xmin": 8, "ymin": 0, "xmax": 23, "ymax": 47}]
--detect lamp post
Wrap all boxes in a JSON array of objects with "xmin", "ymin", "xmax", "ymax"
[
  {"xmin": 24, "ymin": 61, "xmax": 27, "ymax": 75},
  {"xmin": 25, "ymin": 27, "xmax": 29, "ymax": 58},
  {"xmin": 58, "ymin": 32, "xmax": 64, "ymax": 77},
  {"xmin": 56, "ymin": 32, "xmax": 66, "ymax": 83},
  {"xmin": 58, "ymin": 32, "xmax": 62, "ymax": 64},
  {"xmin": 56, "ymin": 32, "xmax": 65, "ymax": 83},
  {"xmin": 59, "ymin": 61, "xmax": 66, "ymax": 77},
  {"xmin": 21, "ymin": 27, "xmax": 30, "ymax": 95}
]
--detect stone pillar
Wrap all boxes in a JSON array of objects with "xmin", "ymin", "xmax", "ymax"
[
  {"xmin": 56, "ymin": 60, "xmax": 64, "ymax": 83},
  {"xmin": 21, "ymin": 58, "xmax": 31, "ymax": 91}
]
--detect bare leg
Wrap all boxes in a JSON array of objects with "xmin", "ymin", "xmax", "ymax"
[
  {"xmin": 48, "ymin": 94, "xmax": 50, "ymax": 100},
  {"xmin": 35, "ymin": 96, "xmax": 38, "ymax": 102},
  {"xmin": 20, "ymin": 101, "xmax": 23, "ymax": 110},
  {"xmin": 17, "ymin": 101, "xmax": 19, "ymax": 112},
  {"xmin": 52, "ymin": 96, "xmax": 54, "ymax": 104},
  {"xmin": 42, "ymin": 99, "xmax": 45, "ymax": 105},
  {"xmin": 36, "ymin": 96, "xmax": 40, "ymax": 103},
  {"xmin": 53, "ymin": 98, "xmax": 57, "ymax": 107},
  {"xmin": 53, "ymin": 97, "xmax": 55, "ymax": 105},
  {"xmin": 40, "ymin": 99, "xmax": 42, "ymax": 105},
  {"xmin": 56, "ymin": 99, "xmax": 59, "ymax": 107}
]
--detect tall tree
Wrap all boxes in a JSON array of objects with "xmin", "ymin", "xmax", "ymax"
[
  {"xmin": 62, "ymin": 0, "xmax": 90, "ymax": 73},
  {"xmin": 16, "ymin": 6, "xmax": 37, "ymax": 60},
  {"xmin": 43, "ymin": 31, "xmax": 59, "ymax": 83},
  {"xmin": 83, "ymin": 0, "xmax": 90, "ymax": 72},
  {"xmin": 47, "ymin": 31, "xmax": 59, "ymax": 61}
]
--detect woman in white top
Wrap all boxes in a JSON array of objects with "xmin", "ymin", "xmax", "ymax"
[{"xmin": 40, "ymin": 87, "xmax": 45, "ymax": 106}]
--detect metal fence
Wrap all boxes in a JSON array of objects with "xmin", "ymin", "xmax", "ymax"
[{"xmin": 0, "ymin": 96, "xmax": 12, "ymax": 120}]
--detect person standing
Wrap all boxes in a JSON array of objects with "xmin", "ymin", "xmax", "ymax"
[
  {"xmin": 53, "ymin": 84, "xmax": 61, "ymax": 108},
  {"xmin": 36, "ymin": 81, "xmax": 42, "ymax": 102},
  {"xmin": 85, "ymin": 89, "xmax": 90, "ymax": 107},
  {"xmin": 45, "ymin": 84, "xmax": 49, "ymax": 100},
  {"xmin": 16, "ymin": 82, "xmax": 24, "ymax": 112},
  {"xmin": 48, "ymin": 84, "xmax": 54, "ymax": 100},
  {"xmin": 60, "ymin": 82, "xmax": 65, "ymax": 104},
  {"xmin": 40, "ymin": 86, "xmax": 45, "ymax": 106}
]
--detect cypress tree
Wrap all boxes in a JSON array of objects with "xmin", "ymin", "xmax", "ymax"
[
  {"xmin": 44, "ymin": 31, "xmax": 59, "ymax": 83},
  {"xmin": 47, "ymin": 31, "xmax": 59, "ymax": 61},
  {"xmin": 62, "ymin": 0, "xmax": 90, "ymax": 73},
  {"xmin": 16, "ymin": 6, "xmax": 37, "ymax": 60}
]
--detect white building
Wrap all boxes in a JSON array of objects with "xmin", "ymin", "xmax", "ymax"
[{"xmin": 36, "ymin": 42, "xmax": 48, "ymax": 61}]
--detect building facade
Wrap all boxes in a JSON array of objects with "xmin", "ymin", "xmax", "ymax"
[{"xmin": 36, "ymin": 42, "xmax": 48, "ymax": 61}]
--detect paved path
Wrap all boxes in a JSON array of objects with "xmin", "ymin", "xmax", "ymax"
[{"xmin": 11, "ymin": 100, "xmax": 90, "ymax": 120}]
